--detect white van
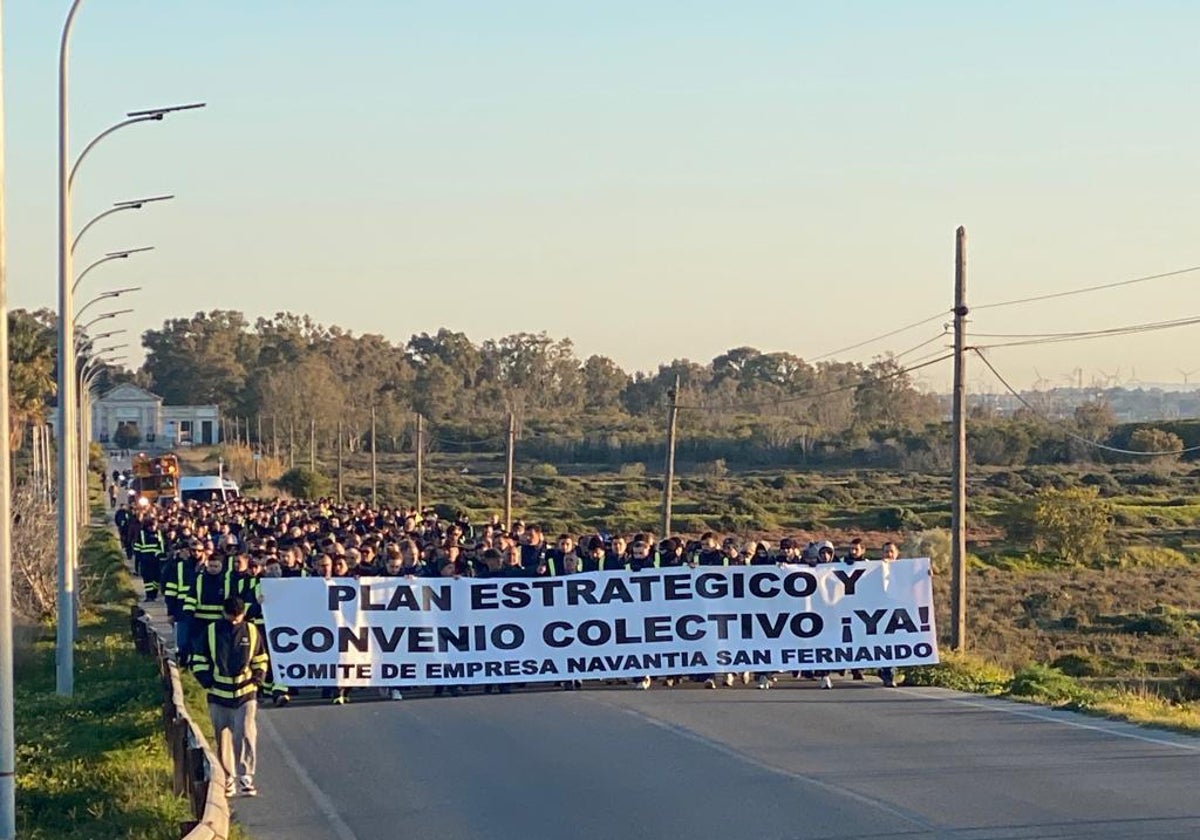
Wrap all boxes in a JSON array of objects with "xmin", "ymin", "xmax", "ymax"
[{"xmin": 179, "ymin": 475, "xmax": 241, "ymax": 503}]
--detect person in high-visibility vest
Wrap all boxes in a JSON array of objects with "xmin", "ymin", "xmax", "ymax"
[
  {"xmin": 163, "ymin": 539, "xmax": 203, "ymax": 664},
  {"xmin": 133, "ymin": 517, "xmax": 166, "ymax": 601},
  {"xmin": 246, "ymin": 558, "xmax": 291, "ymax": 707},
  {"xmin": 185, "ymin": 553, "xmax": 234, "ymax": 664},
  {"xmin": 191, "ymin": 595, "xmax": 268, "ymax": 799}
]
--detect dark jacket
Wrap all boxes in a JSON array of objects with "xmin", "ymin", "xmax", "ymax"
[{"xmin": 191, "ymin": 620, "xmax": 268, "ymax": 707}]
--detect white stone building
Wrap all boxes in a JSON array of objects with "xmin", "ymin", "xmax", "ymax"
[{"xmin": 90, "ymin": 384, "xmax": 220, "ymax": 448}]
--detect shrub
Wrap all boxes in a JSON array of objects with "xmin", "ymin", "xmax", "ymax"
[
  {"xmin": 1120, "ymin": 606, "xmax": 1199, "ymax": 637},
  {"xmin": 1127, "ymin": 427, "xmax": 1184, "ymax": 463},
  {"xmin": 771, "ymin": 475, "xmax": 798, "ymax": 491},
  {"xmin": 816, "ymin": 485, "xmax": 854, "ymax": 506},
  {"xmin": 704, "ymin": 459, "xmax": 729, "ymax": 478},
  {"xmin": 902, "ymin": 528, "xmax": 950, "ymax": 576},
  {"xmin": 1009, "ymin": 664, "xmax": 1087, "ymax": 705},
  {"xmin": 1118, "ymin": 546, "xmax": 1193, "ymax": 568},
  {"xmin": 1051, "ymin": 652, "xmax": 1104, "ymax": 678},
  {"xmin": 529, "ymin": 462, "xmax": 559, "ymax": 478},
  {"xmin": 903, "ymin": 652, "xmax": 1009, "ymax": 694},
  {"xmin": 618, "ymin": 462, "xmax": 646, "ymax": 478},
  {"xmin": 113, "ymin": 422, "xmax": 141, "ymax": 449},
  {"xmin": 274, "ymin": 467, "xmax": 332, "ymax": 500},
  {"xmin": 1023, "ymin": 486, "xmax": 1112, "ymax": 563},
  {"xmin": 879, "ymin": 506, "xmax": 926, "ymax": 531}
]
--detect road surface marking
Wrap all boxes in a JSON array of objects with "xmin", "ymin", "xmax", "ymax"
[
  {"xmin": 260, "ymin": 712, "xmax": 361, "ymax": 840},
  {"xmin": 903, "ymin": 689, "xmax": 1200, "ymax": 752},
  {"xmin": 586, "ymin": 695, "xmax": 953, "ymax": 837}
]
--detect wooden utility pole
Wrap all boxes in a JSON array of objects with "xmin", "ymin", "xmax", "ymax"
[
  {"xmin": 415, "ymin": 413, "xmax": 424, "ymax": 515},
  {"xmin": 271, "ymin": 415, "xmax": 278, "ymax": 459},
  {"xmin": 661, "ymin": 375, "xmax": 680, "ymax": 539},
  {"xmin": 257, "ymin": 414, "xmax": 263, "ymax": 454},
  {"xmin": 288, "ymin": 420, "xmax": 295, "ymax": 469},
  {"xmin": 504, "ymin": 411, "xmax": 515, "ymax": 530},
  {"xmin": 951, "ymin": 225, "xmax": 968, "ymax": 652},
  {"xmin": 370, "ymin": 406, "xmax": 378, "ymax": 508},
  {"xmin": 336, "ymin": 419, "xmax": 344, "ymax": 503},
  {"xmin": 309, "ymin": 418, "xmax": 316, "ymax": 474}
]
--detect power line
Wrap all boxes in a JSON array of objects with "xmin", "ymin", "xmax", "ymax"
[
  {"xmin": 971, "ymin": 314, "xmax": 1200, "ymax": 350},
  {"xmin": 807, "ymin": 310, "xmax": 949, "ymax": 362},
  {"xmin": 973, "ymin": 265, "xmax": 1200, "ymax": 312},
  {"xmin": 677, "ymin": 352, "xmax": 954, "ymax": 413},
  {"xmin": 892, "ymin": 328, "xmax": 951, "ymax": 361},
  {"xmin": 973, "ymin": 349, "xmax": 1200, "ymax": 456}
]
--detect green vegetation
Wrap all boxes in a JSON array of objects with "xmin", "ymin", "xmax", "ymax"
[
  {"xmin": 14, "ymin": 527, "xmax": 195, "ymax": 839},
  {"xmin": 907, "ymin": 656, "xmax": 1200, "ymax": 734},
  {"xmin": 1023, "ymin": 486, "xmax": 1112, "ymax": 562},
  {"xmin": 274, "ymin": 466, "xmax": 332, "ymax": 499}
]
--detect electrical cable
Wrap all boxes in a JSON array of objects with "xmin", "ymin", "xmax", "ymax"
[
  {"xmin": 973, "ymin": 349, "xmax": 1200, "ymax": 456},
  {"xmin": 973, "ymin": 265, "xmax": 1200, "ymax": 312},
  {"xmin": 971, "ymin": 315, "xmax": 1200, "ymax": 350},
  {"xmin": 807, "ymin": 310, "xmax": 949, "ymax": 362},
  {"xmin": 891, "ymin": 328, "xmax": 951, "ymax": 361}
]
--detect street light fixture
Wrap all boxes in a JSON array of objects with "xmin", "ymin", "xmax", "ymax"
[
  {"xmin": 78, "ymin": 328, "xmax": 126, "ymax": 345},
  {"xmin": 77, "ymin": 309, "xmax": 134, "ymax": 333},
  {"xmin": 72, "ymin": 195, "xmax": 172, "ymax": 255},
  {"xmin": 69, "ymin": 104, "xmax": 206, "ymax": 190},
  {"xmin": 71, "ymin": 248, "xmax": 152, "ymax": 295},
  {"xmin": 74, "ymin": 288, "xmax": 140, "ymax": 324}
]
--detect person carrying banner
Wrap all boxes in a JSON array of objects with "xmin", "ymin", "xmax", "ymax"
[{"xmin": 191, "ymin": 596, "xmax": 268, "ymax": 798}]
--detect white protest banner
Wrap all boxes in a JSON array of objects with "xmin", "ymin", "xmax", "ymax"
[{"xmin": 260, "ymin": 559, "xmax": 938, "ymax": 687}]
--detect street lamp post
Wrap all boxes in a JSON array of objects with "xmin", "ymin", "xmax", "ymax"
[
  {"xmin": 0, "ymin": 4, "xmax": 15, "ymax": 835},
  {"xmin": 57, "ymin": 0, "xmax": 204, "ymax": 697},
  {"xmin": 56, "ymin": 0, "xmax": 86, "ymax": 699}
]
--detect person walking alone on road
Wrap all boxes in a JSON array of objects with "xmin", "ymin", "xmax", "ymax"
[{"xmin": 191, "ymin": 596, "xmax": 268, "ymax": 798}]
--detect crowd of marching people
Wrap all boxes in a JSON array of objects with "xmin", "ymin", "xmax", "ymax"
[{"xmin": 115, "ymin": 495, "xmax": 903, "ymax": 709}]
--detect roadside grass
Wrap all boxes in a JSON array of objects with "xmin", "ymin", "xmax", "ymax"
[
  {"xmin": 905, "ymin": 653, "xmax": 1200, "ymax": 735},
  {"xmin": 14, "ymin": 526, "xmax": 197, "ymax": 839}
]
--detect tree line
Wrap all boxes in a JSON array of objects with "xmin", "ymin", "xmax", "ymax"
[{"xmin": 7, "ymin": 307, "xmax": 1194, "ymax": 470}]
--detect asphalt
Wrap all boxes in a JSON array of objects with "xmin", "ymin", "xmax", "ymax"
[{"xmin": 229, "ymin": 679, "xmax": 1200, "ymax": 840}]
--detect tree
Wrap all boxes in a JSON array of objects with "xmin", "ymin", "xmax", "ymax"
[
  {"xmin": 580, "ymin": 355, "xmax": 629, "ymax": 411},
  {"xmin": 114, "ymin": 422, "xmax": 141, "ymax": 449},
  {"xmin": 142, "ymin": 310, "xmax": 257, "ymax": 405},
  {"xmin": 8, "ymin": 309, "xmax": 56, "ymax": 451},
  {"xmin": 1127, "ymin": 427, "xmax": 1184, "ymax": 465},
  {"xmin": 1027, "ymin": 486, "xmax": 1111, "ymax": 563},
  {"xmin": 274, "ymin": 467, "xmax": 332, "ymax": 499},
  {"xmin": 1073, "ymin": 400, "xmax": 1115, "ymax": 440}
]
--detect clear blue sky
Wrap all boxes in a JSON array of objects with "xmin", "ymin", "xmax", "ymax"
[{"xmin": 5, "ymin": 1, "xmax": 1200, "ymax": 391}]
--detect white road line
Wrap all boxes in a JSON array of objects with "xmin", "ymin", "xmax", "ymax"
[
  {"xmin": 259, "ymin": 712, "xmax": 361, "ymax": 840},
  {"xmin": 903, "ymin": 688, "xmax": 1200, "ymax": 753},
  {"xmin": 598, "ymin": 697, "xmax": 952, "ymax": 838}
]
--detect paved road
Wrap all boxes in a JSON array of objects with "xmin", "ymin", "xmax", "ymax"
[{"xmin": 232, "ymin": 680, "xmax": 1200, "ymax": 840}]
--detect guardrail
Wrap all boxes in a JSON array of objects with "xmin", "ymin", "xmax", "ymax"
[{"xmin": 131, "ymin": 606, "xmax": 231, "ymax": 840}]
